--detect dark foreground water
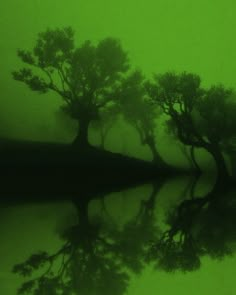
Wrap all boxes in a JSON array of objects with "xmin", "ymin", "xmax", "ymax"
[{"xmin": 0, "ymin": 175, "xmax": 235, "ymax": 295}]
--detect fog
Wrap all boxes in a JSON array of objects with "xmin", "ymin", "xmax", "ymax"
[{"xmin": 1, "ymin": 0, "xmax": 235, "ymax": 167}]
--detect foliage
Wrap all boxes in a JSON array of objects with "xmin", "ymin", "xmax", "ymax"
[
  {"xmin": 13, "ymin": 27, "xmax": 129, "ymax": 145},
  {"xmin": 90, "ymin": 102, "xmax": 121, "ymax": 148},
  {"xmin": 194, "ymin": 87, "xmax": 236, "ymax": 146},
  {"xmin": 147, "ymin": 184, "xmax": 236, "ymax": 273},
  {"xmin": 118, "ymin": 70, "xmax": 161, "ymax": 145},
  {"xmin": 146, "ymin": 72, "xmax": 204, "ymax": 147}
]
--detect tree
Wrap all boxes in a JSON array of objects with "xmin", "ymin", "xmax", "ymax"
[
  {"xmin": 12, "ymin": 198, "xmax": 130, "ymax": 295},
  {"xmin": 12, "ymin": 180, "xmax": 165, "ymax": 294},
  {"xmin": 196, "ymin": 91, "xmax": 236, "ymax": 178},
  {"xmin": 110, "ymin": 180, "xmax": 164, "ymax": 274},
  {"xmin": 116, "ymin": 70, "xmax": 167, "ymax": 166},
  {"xmin": 166, "ymin": 117, "xmax": 201, "ymax": 173},
  {"xmin": 90, "ymin": 103, "xmax": 120, "ymax": 149},
  {"xmin": 13, "ymin": 27, "xmax": 129, "ymax": 148},
  {"xmin": 146, "ymin": 72, "xmax": 234, "ymax": 182},
  {"xmin": 194, "ymin": 86, "xmax": 236, "ymax": 179},
  {"xmin": 147, "ymin": 181, "xmax": 236, "ymax": 273}
]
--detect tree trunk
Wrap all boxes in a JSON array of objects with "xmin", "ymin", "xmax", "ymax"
[
  {"xmin": 73, "ymin": 117, "xmax": 90, "ymax": 148},
  {"xmin": 180, "ymin": 145, "xmax": 194, "ymax": 169},
  {"xmin": 74, "ymin": 200, "xmax": 90, "ymax": 229},
  {"xmin": 190, "ymin": 146, "xmax": 201, "ymax": 174},
  {"xmin": 138, "ymin": 180, "xmax": 164, "ymax": 220},
  {"xmin": 180, "ymin": 145, "xmax": 201, "ymax": 173},
  {"xmin": 147, "ymin": 181, "xmax": 164, "ymax": 209},
  {"xmin": 206, "ymin": 144, "xmax": 229, "ymax": 183},
  {"xmin": 147, "ymin": 138, "xmax": 167, "ymax": 167}
]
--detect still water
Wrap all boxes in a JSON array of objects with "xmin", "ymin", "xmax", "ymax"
[{"xmin": 0, "ymin": 175, "xmax": 235, "ymax": 295}]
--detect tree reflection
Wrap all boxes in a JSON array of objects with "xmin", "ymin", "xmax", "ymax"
[
  {"xmin": 12, "ymin": 179, "xmax": 236, "ymax": 294},
  {"xmin": 12, "ymin": 198, "xmax": 129, "ymax": 295},
  {"xmin": 12, "ymin": 181, "xmax": 163, "ymax": 295},
  {"xmin": 147, "ymin": 181, "xmax": 236, "ymax": 272},
  {"xmin": 107, "ymin": 182, "xmax": 162, "ymax": 274}
]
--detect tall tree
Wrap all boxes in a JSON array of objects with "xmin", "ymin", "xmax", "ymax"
[
  {"xmin": 13, "ymin": 27, "xmax": 129, "ymax": 148},
  {"xmin": 117, "ymin": 70, "xmax": 167, "ymax": 166},
  {"xmin": 194, "ymin": 86, "xmax": 236, "ymax": 179},
  {"xmin": 196, "ymin": 91, "xmax": 236, "ymax": 178},
  {"xmin": 146, "ymin": 72, "xmax": 234, "ymax": 182},
  {"xmin": 12, "ymin": 198, "xmax": 130, "ymax": 295},
  {"xmin": 166, "ymin": 117, "xmax": 200, "ymax": 172},
  {"xmin": 147, "ymin": 182, "xmax": 236, "ymax": 273},
  {"xmin": 90, "ymin": 103, "xmax": 120, "ymax": 149}
]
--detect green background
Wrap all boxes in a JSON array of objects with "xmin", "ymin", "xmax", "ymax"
[
  {"xmin": 1, "ymin": 0, "xmax": 236, "ymax": 168},
  {"xmin": 0, "ymin": 3, "xmax": 236, "ymax": 292}
]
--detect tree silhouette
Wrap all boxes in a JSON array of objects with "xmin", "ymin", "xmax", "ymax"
[
  {"xmin": 12, "ymin": 177, "xmax": 236, "ymax": 291},
  {"xmin": 12, "ymin": 180, "xmax": 165, "ymax": 294},
  {"xmin": 13, "ymin": 27, "xmax": 129, "ymax": 148},
  {"xmin": 116, "ymin": 70, "xmax": 167, "ymax": 166},
  {"xmin": 146, "ymin": 72, "xmax": 235, "ymax": 182},
  {"xmin": 194, "ymin": 86, "xmax": 236, "ymax": 178},
  {"xmin": 107, "ymin": 181, "xmax": 164, "ymax": 274},
  {"xmin": 147, "ymin": 181, "xmax": 236, "ymax": 273},
  {"xmin": 90, "ymin": 103, "xmax": 120, "ymax": 149},
  {"xmin": 12, "ymin": 198, "xmax": 130, "ymax": 295},
  {"xmin": 197, "ymin": 93, "xmax": 236, "ymax": 178},
  {"xmin": 166, "ymin": 118, "xmax": 200, "ymax": 172}
]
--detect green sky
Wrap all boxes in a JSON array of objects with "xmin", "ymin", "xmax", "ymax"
[
  {"xmin": 0, "ymin": 0, "xmax": 235, "ymax": 163},
  {"xmin": 1, "ymin": 0, "xmax": 236, "ymax": 84}
]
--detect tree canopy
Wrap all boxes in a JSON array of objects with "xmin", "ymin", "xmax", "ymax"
[
  {"xmin": 13, "ymin": 27, "xmax": 129, "ymax": 147},
  {"xmin": 146, "ymin": 72, "xmax": 236, "ymax": 180},
  {"xmin": 12, "ymin": 26, "xmax": 236, "ymax": 178}
]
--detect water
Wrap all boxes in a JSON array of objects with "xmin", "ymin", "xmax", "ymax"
[{"xmin": 0, "ymin": 176, "xmax": 235, "ymax": 294}]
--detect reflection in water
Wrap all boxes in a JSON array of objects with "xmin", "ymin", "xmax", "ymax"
[
  {"xmin": 148, "ymin": 181, "xmax": 236, "ymax": 273},
  {"xmin": 1, "ymin": 177, "xmax": 236, "ymax": 294},
  {"xmin": 9, "ymin": 180, "xmax": 164, "ymax": 295},
  {"xmin": 12, "ymin": 199, "xmax": 130, "ymax": 295}
]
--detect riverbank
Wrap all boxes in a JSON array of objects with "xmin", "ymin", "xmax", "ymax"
[{"xmin": 0, "ymin": 138, "xmax": 189, "ymax": 200}]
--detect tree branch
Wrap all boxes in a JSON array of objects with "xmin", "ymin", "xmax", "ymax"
[{"xmin": 41, "ymin": 68, "xmax": 71, "ymax": 103}]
